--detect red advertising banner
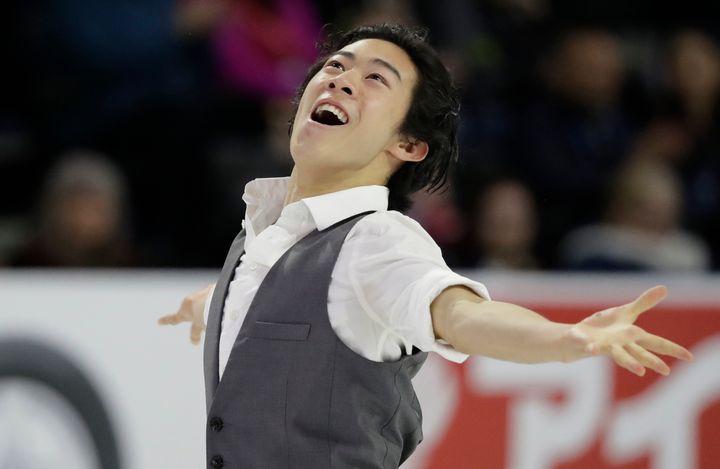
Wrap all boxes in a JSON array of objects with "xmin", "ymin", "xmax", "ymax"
[{"xmin": 405, "ymin": 276, "xmax": 720, "ymax": 469}]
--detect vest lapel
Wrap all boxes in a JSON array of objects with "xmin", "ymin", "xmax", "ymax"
[{"xmin": 203, "ymin": 229, "xmax": 246, "ymax": 412}]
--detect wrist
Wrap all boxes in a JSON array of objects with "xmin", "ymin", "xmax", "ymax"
[{"xmin": 559, "ymin": 323, "xmax": 592, "ymax": 363}]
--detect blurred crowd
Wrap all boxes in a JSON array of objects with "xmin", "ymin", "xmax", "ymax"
[{"xmin": 1, "ymin": 0, "xmax": 719, "ymax": 271}]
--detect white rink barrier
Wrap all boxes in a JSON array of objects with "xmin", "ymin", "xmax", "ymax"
[{"xmin": 1, "ymin": 270, "xmax": 718, "ymax": 469}]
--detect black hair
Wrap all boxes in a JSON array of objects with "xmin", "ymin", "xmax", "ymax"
[{"xmin": 288, "ymin": 23, "xmax": 460, "ymax": 212}]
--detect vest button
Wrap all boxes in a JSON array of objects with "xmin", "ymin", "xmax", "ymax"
[
  {"xmin": 209, "ymin": 417, "xmax": 224, "ymax": 432},
  {"xmin": 210, "ymin": 455, "xmax": 224, "ymax": 468}
]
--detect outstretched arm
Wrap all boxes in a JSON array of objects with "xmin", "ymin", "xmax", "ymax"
[{"xmin": 430, "ymin": 285, "xmax": 694, "ymax": 376}]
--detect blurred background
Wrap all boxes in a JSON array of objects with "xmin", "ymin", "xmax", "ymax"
[
  {"xmin": 1, "ymin": 1, "xmax": 719, "ymax": 468},
  {"xmin": 2, "ymin": 0, "xmax": 720, "ymax": 271}
]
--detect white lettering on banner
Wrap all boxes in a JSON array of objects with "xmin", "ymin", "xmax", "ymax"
[
  {"xmin": 604, "ymin": 336, "xmax": 720, "ymax": 469},
  {"xmin": 468, "ymin": 357, "xmax": 611, "ymax": 469}
]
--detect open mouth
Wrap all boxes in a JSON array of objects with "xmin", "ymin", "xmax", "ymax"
[{"xmin": 311, "ymin": 103, "xmax": 348, "ymax": 126}]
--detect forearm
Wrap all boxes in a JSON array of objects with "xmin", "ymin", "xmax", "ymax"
[
  {"xmin": 433, "ymin": 288, "xmax": 584, "ymax": 363},
  {"xmin": 432, "ymin": 284, "xmax": 693, "ymax": 376}
]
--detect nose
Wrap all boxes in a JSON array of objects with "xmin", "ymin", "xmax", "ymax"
[{"xmin": 329, "ymin": 81, "xmax": 352, "ymax": 96}]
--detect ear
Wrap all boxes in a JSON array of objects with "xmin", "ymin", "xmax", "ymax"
[{"xmin": 388, "ymin": 136, "xmax": 429, "ymax": 163}]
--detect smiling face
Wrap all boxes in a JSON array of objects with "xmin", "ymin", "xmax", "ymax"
[{"xmin": 289, "ymin": 38, "xmax": 426, "ymax": 187}]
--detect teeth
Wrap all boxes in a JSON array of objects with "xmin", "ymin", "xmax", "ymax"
[{"xmin": 315, "ymin": 103, "xmax": 348, "ymax": 124}]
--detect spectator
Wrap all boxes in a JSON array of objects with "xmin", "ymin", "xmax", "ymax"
[
  {"xmin": 665, "ymin": 30, "xmax": 720, "ymax": 267},
  {"xmin": 12, "ymin": 151, "xmax": 136, "ymax": 267},
  {"xmin": 193, "ymin": 0, "xmax": 322, "ymax": 97},
  {"xmin": 470, "ymin": 180, "xmax": 539, "ymax": 269},
  {"xmin": 667, "ymin": 30, "xmax": 720, "ymax": 135},
  {"xmin": 511, "ymin": 27, "xmax": 632, "ymax": 266},
  {"xmin": 407, "ymin": 187, "xmax": 467, "ymax": 266},
  {"xmin": 632, "ymin": 29, "xmax": 720, "ymax": 267},
  {"xmin": 559, "ymin": 161, "xmax": 710, "ymax": 271}
]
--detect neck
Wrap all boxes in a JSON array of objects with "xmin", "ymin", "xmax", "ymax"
[{"xmin": 283, "ymin": 165, "xmax": 390, "ymax": 206}]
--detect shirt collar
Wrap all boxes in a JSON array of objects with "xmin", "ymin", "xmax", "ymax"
[
  {"xmin": 242, "ymin": 176, "xmax": 388, "ymax": 234},
  {"xmin": 242, "ymin": 177, "xmax": 290, "ymax": 242},
  {"xmin": 302, "ymin": 184, "xmax": 388, "ymax": 230}
]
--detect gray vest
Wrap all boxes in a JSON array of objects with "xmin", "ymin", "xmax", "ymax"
[{"xmin": 203, "ymin": 212, "xmax": 427, "ymax": 469}]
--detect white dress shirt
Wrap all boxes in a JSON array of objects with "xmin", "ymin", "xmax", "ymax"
[{"xmin": 206, "ymin": 177, "xmax": 490, "ymax": 379}]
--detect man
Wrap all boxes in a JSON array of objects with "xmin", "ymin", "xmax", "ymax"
[{"xmin": 159, "ymin": 24, "xmax": 693, "ymax": 468}]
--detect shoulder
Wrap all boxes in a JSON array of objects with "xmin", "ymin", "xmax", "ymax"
[
  {"xmin": 344, "ymin": 210, "xmax": 444, "ymax": 261},
  {"xmin": 348, "ymin": 210, "xmax": 441, "ymax": 254}
]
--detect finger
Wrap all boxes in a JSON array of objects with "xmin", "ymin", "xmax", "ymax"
[
  {"xmin": 611, "ymin": 344, "xmax": 645, "ymax": 376},
  {"xmin": 158, "ymin": 313, "xmax": 184, "ymax": 325},
  {"xmin": 627, "ymin": 285, "xmax": 667, "ymax": 321},
  {"xmin": 190, "ymin": 320, "xmax": 206, "ymax": 345},
  {"xmin": 637, "ymin": 332, "xmax": 694, "ymax": 361},
  {"xmin": 625, "ymin": 343, "xmax": 670, "ymax": 376}
]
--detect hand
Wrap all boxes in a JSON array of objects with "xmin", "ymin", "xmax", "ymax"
[
  {"xmin": 158, "ymin": 284, "xmax": 215, "ymax": 345},
  {"xmin": 567, "ymin": 285, "xmax": 694, "ymax": 376}
]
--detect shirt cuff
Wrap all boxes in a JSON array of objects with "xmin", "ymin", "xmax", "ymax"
[{"xmin": 412, "ymin": 270, "xmax": 490, "ymax": 364}]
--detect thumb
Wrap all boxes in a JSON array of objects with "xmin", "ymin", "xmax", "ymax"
[{"xmin": 627, "ymin": 285, "xmax": 668, "ymax": 322}]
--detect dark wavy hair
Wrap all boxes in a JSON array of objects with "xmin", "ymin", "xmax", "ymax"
[{"xmin": 288, "ymin": 24, "xmax": 460, "ymax": 212}]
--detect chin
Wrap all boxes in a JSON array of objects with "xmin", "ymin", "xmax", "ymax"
[
  {"xmin": 289, "ymin": 140, "xmax": 329, "ymax": 168},
  {"xmin": 291, "ymin": 126, "xmax": 342, "ymax": 159}
]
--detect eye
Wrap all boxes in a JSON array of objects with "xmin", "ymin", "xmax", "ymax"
[
  {"xmin": 326, "ymin": 60, "xmax": 344, "ymax": 71},
  {"xmin": 367, "ymin": 73, "xmax": 387, "ymax": 85}
]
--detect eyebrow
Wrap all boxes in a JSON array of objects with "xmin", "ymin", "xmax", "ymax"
[{"xmin": 334, "ymin": 50, "xmax": 403, "ymax": 82}]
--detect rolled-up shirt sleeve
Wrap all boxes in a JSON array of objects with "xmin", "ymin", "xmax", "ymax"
[{"xmin": 341, "ymin": 211, "xmax": 490, "ymax": 363}]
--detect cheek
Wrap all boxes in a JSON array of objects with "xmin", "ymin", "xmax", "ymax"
[
  {"xmin": 295, "ymin": 95, "xmax": 312, "ymax": 121},
  {"xmin": 374, "ymin": 90, "xmax": 412, "ymax": 129},
  {"xmin": 289, "ymin": 92, "xmax": 315, "ymax": 143},
  {"xmin": 295, "ymin": 75, "xmax": 324, "ymax": 117}
]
